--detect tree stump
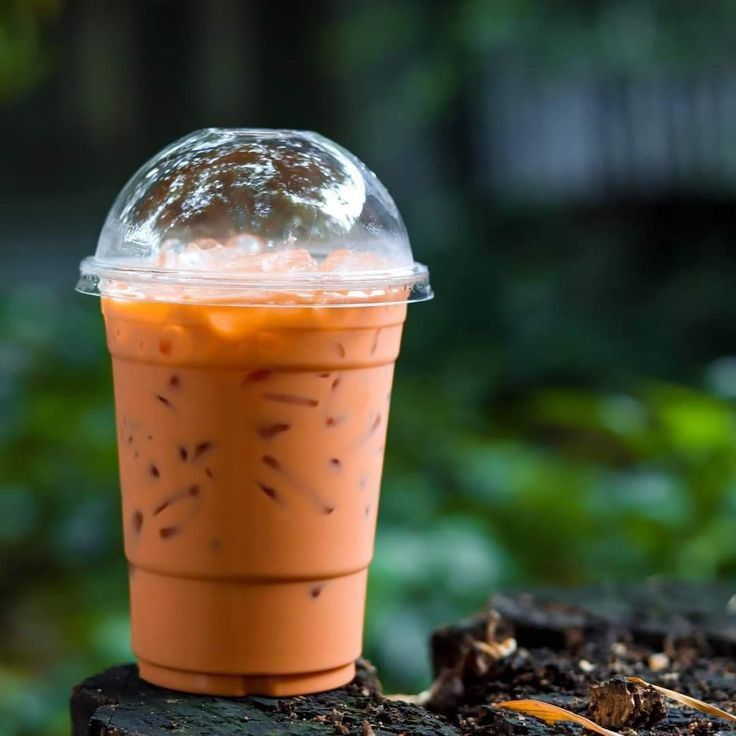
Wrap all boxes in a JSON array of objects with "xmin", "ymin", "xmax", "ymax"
[
  {"xmin": 70, "ymin": 660, "xmax": 455, "ymax": 736},
  {"xmin": 71, "ymin": 582, "xmax": 736, "ymax": 735}
]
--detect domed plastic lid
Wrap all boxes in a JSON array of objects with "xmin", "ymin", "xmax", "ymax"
[{"xmin": 77, "ymin": 128, "xmax": 431, "ymax": 307}]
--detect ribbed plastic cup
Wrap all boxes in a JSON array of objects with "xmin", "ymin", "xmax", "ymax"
[{"xmin": 77, "ymin": 129, "xmax": 431, "ymax": 696}]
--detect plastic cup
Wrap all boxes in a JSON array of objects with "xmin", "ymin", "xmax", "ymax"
[{"xmin": 77, "ymin": 129, "xmax": 431, "ymax": 696}]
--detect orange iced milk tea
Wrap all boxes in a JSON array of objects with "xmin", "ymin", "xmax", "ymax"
[
  {"xmin": 78, "ymin": 129, "xmax": 432, "ymax": 696},
  {"xmin": 105, "ymin": 297, "xmax": 405, "ymax": 695}
]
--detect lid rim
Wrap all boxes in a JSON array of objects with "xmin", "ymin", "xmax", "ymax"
[
  {"xmin": 76, "ymin": 257, "xmax": 432, "ymax": 307},
  {"xmin": 79, "ymin": 256, "xmax": 430, "ymax": 290}
]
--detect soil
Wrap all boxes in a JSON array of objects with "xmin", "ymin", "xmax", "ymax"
[{"xmin": 428, "ymin": 582, "xmax": 736, "ymax": 735}]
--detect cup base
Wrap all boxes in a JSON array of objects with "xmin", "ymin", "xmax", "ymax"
[{"xmin": 137, "ymin": 658, "xmax": 357, "ymax": 697}]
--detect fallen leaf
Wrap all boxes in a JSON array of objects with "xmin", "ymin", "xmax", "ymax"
[
  {"xmin": 626, "ymin": 677, "xmax": 736, "ymax": 724},
  {"xmin": 495, "ymin": 699, "xmax": 625, "ymax": 736}
]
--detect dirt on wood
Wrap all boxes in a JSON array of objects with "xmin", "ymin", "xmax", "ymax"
[
  {"xmin": 71, "ymin": 582, "xmax": 736, "ymax": 736},
  {"xmin": 426, "ymin": 582, "xmax": 736, "ymax": 736}
]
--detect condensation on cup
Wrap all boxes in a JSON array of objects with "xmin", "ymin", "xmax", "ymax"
[{"xmin": 77, "ymin": 128, "xmax": 432, "ymax": 696}]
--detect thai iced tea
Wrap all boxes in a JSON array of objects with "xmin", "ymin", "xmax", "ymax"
[
  {"xmin": 104, "ymin": 296, "xmax": 406, "ymax": 695},
  {"xmin": 78, "ymin": 128, "xmax": 431, "ymax": 696}
]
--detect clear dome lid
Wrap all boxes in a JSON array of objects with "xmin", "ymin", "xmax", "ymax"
[{"xmin": 77, "ymin": 128, "xmax": 431, "ymax": 307}]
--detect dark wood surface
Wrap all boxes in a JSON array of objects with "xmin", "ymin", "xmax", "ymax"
[
  {"xmin": 71, "ymin": 582, "xmax": 736, "ymax": 735},
  {"xmin": 70, "ymin": 660, "xmax": 455, "ymax": 736}
]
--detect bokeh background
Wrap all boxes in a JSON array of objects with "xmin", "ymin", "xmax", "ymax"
[{"xmin": 4, "ymin": 1, "xmax": 736, "ymax": 733}]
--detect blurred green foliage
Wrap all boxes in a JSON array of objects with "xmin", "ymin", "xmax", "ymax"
[
  {"xmin": 0, "ymin": 0, "xmax": 60, "ymax": 103},
  {"xmin": 6, "ymin": 1, "xmax": 736, "ymax": 735}
]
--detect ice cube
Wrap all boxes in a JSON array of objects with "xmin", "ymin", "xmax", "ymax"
[
  {"xmin": 319, "ymin": 248, "xmax": 387, "ymax": 272},
  {"xmin": 260, "ymin": 249, "xmax": 317, "ymax": 273},
  {"xmin": 226, "ymin": 234, "xmax": 264, "ymax": 255},
  {"xmin": 177, "ymin": 240, "xmax": 224, "ymax": 269},
  {"xmin": 155, "ymin": 235, "xmax": 284, "ymax": 272}
]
